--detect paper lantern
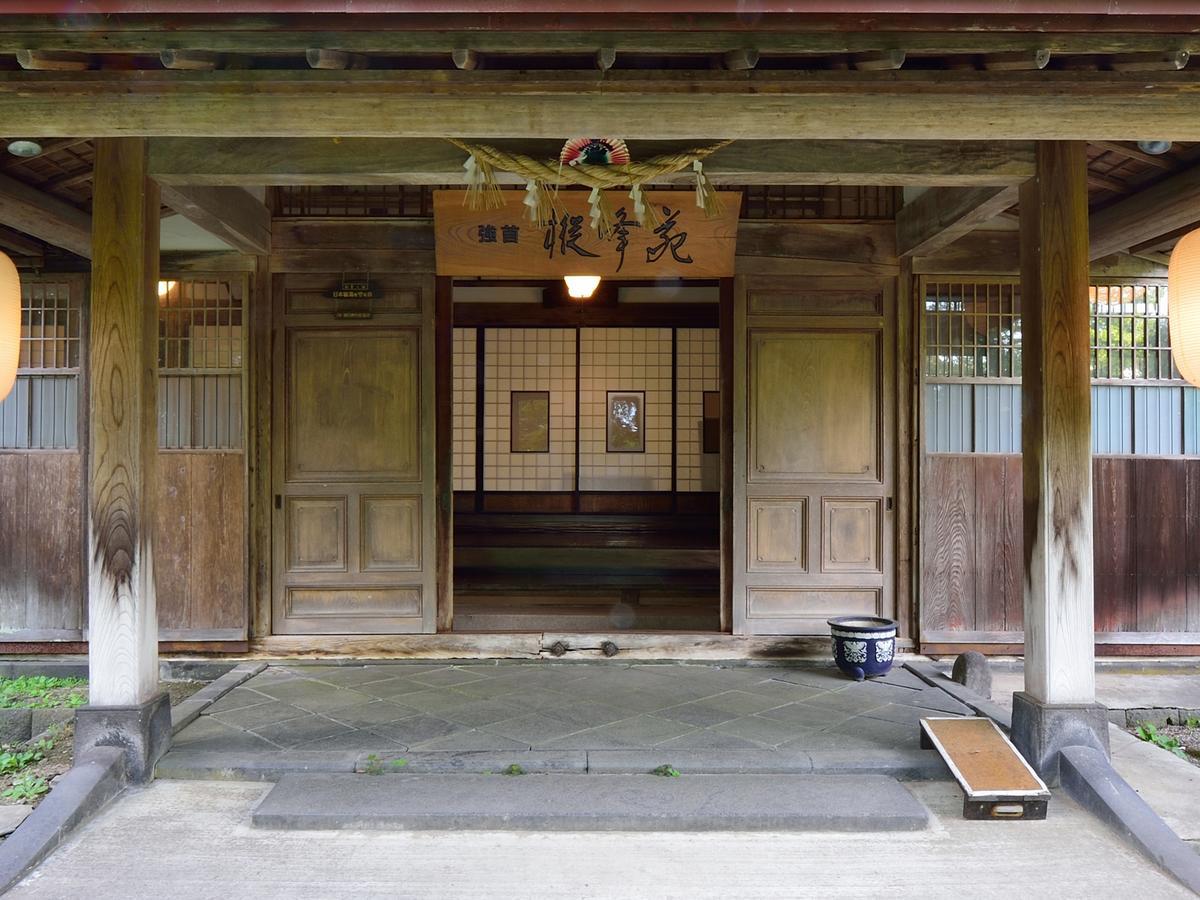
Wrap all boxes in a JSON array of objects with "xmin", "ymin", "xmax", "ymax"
[
  {"xmin": 1169, "ymin": 229, "xmax": 1200, "ymax": 387},
  {"xmin": 0, "ymin": 250, "xmax": 19, "ymax": 403}
]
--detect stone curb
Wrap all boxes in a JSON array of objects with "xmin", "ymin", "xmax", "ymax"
[
  {"xmin": 903, "ymin": 661, "xmax": 1013, "ymax": 728},
  {"xmin": 0, "ymin": 747, "xmax": 126, "ymax": 895},
  {"xmin": 154, "ymin": 747, "xmax": 947, "ymax": 781},
  {"xmin": 170, "ymin": 662, "xmax": 268, "ymax": 736},
  {"xmin": 1060, "ymin": 745, "xmax": 1200, "ymax": 896}
]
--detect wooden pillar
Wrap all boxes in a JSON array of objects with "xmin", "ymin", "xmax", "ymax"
[
  {"xmin": 1014, "ymin": 141, "xmax": 1107, "ymax": 780},
  {"xmin": 86, "ymin": 138, "xmax": 161, "ymax": 707}
]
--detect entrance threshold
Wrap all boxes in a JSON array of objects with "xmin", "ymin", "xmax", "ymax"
[{"xmin": 251, "ymin": 633, "xmax": 914, "ymax": 661}]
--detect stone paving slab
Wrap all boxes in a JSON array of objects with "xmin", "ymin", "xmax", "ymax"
[
  {"xmin": 170, "ymin": 662, "xmax": 970, "ymax": 758},
  {"xmin": 252, "ymin": 772, "xmax": 931, "ymax": 832}
]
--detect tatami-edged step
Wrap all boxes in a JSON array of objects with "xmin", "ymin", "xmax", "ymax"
[{"xmin": 251, "ymin": 773, "xmax": 930, "ymax": 832}]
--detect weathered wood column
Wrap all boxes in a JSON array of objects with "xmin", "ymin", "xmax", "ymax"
[
  {"xmin": 76, "ymin": 138, "xmax": 170, "ymax": 782},
  {"xmin": 1013, "ymin": 141, "xmax": 1108, "ymax": 782}
]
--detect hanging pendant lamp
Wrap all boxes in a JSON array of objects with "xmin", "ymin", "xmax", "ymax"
[
  {"xmin": 1169, "ymin": 229, "xmax": 1200, "ymax": 387},
  {"xmin": 0, "ymin": 250, "xmax": 19, "ymax": 403}
]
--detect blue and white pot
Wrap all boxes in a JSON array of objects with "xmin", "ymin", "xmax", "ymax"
[{"xmin": 827, "ymin": 616, "xmax": 897, "ymax": 681}]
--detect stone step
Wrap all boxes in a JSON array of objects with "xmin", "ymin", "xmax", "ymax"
[{"xmin": 251, "ymin": 772, "xmax": 931, "ymax": 832}]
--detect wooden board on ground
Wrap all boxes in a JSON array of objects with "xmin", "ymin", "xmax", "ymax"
[{"xmin": 919, "ymin": 717, "xmax": 1050, "ymax": 820}]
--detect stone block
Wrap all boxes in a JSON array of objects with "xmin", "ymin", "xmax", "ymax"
[
  {"xmin": 1123, "ymin": 708, "xmax": 1181, "ymax": 729},
  {"xmin": 74, "ymin": 692, "xmax": 172, "ymax": 783},
  {"xmin": 0, "ymin": 708, "xmax": 32, "ymax": 745},
  {"xmin": 30, "ymin": 708, "xmax": 74, "ymax": 737},
  {"xmin": 950, "ymin": 651, "xmax": 992, "ymax": 699},
  {"xmin": 1010, "ymin": 691, "xmax": 1110, "ymax": 785}
]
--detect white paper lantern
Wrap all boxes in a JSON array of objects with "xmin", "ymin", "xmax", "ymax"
[
  {"xmin": 0, "ymin": 250, "xmax": 19, "ymax": 403},
  {"xmin": 1169, "ymin": 230, "xmax": 1200, "ymax": 388}
]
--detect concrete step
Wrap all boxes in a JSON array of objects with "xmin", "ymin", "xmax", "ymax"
[{"xmin": 251, "ymin": 772, "xmax": 931, "ymax": 832}]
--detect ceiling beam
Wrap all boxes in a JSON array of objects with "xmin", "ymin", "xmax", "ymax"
[
  {"xmin": 0, "ymin": 224, "xmax": 44, "ymax": 258},
  {"xmin": 1089, "ymin": 163, "xmax": 1200, "ymax": 260},
  {"xmin": 4, "ymin": 70, "xmax": 1200, "ymax": 140},
  {"xmin": 896, "ymin": 185, "xmax": 1020, "ymax": 257},
  {"xmin": 148, "ymin": 137, "xmax": 1034, "ymax": 187},
  {"xmin": 157, "ymin": 184, "xmax": 271, "ymax": 256},
  {"xmin": 0, "ymin": 171, "xmax": 91, "ymax": 257},
  {"xmin": 0, "ymin": 24, "xmax": 1196, "ymax": 57}
]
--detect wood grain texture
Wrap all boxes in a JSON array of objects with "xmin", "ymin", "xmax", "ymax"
[
  {"xmin": 87, "ymin": 137, "xmax": 160, "ymax": 706},
  {"xmin": 5, "ymin": 70, "xmax": 1200, "ymax": 139},
  {"xmin": 435, "ymin": 276, "xmax": 453, "ymax": 632},
  {"xmin": 0, "ymin": 454, "xmax": 84, "ymax": 639},
  {"xmin": 0, "ymin": 170, "xmax": 92, "ymax": 258},
  {"xmin": 149, "ymin": 137, "xmax": 1034, "ymax": 187},
  {"xmin": 919, "ymin": 455, "xmax": 976, "ymax": 633},
  {"xmin": 158, "ymin": 184, "xmax": 271, "ymax": 256},
  {"xmin": 896, "ymin": 185, "xmax": 1019, "ymax": 258}
]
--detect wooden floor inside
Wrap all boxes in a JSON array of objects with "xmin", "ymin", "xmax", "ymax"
[{"xmin": 453, "ymin": 511, "xmax": 721, "ymax": 633}]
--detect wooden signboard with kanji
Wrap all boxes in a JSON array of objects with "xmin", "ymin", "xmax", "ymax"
[{"xmin": 433, "ymin": 190, "xmax": 741, "ymax": 278}]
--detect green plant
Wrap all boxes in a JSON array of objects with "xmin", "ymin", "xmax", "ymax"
[
  {"xmin": 391, "ymin": 758, "xmax": 408, "ymax": 770},
  {"xmin": 363, "ymin": 755, "xmax": 407, "ymax": 776},
  {"xmin": 1135, "ymin": 722, "xmax": 1187, "ymax": 760},
  {"xmin": 651, "ymin": 764, "xmax": 680, "ymax": 778},
  {"xmin": 0, "ymin": 747, "xmax": 44, "ymax": 776},
  {"xmin": 501, "ymin": 764, "xmax": 525, "ymax": 776},
  {"xmin": 3, "ymin": 774, "xmax": 49, "ymax": 802},
  {"xmin": 0, "ymin": 676, "xmax": 87, "ymax": 710},
  {"xmin": 1186, "ymin": 717, "xmax": 1200, "ymax": 729}
]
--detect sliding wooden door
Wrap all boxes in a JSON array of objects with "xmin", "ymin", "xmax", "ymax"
[
  {"xmin": 732, "ymin": 276, "xmax": 895, "ymax": 635},
  {"xmin": 272, "ymin": 274, "xmax": 437, "ymax": 634}
]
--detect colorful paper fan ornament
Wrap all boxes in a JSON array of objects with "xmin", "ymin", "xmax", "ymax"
[{"xmin": 560, "ymin": 137, "xmax": 630, "ymax": 167}]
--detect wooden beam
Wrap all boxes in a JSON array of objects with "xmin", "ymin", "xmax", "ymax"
[
  {"xmin": 723, "ymin": 49, "xmax": 759, "ymax": 71},
  {"xmin": 896, "ymin": 185, "xmax": 1019, "ymax": 257},
  {"xmin": 160, "ymin": 49, "xmax": 222, "ymax": 71},
  {"xmin": 595, "ymin": 48, "xmax": 617, "ymax": 73},
  {"xmin": 852, "ymin": 50, "xmax": 906, "ymax": 70},
  {"xmin": 0, "ymin": 224, "xmax": 43, "ymax": 258},
  {"xmin": 1019, "ymin": 140, "xmax": 1095, "ymax": 707},
  {"xmin": 306, "ymin": 48, "xmax": 368, "ymax": 70},
  {"xmin": 1, "ymin": 23, "xmax": 1198, "ymax": 57},
  {"xmin": 982, "ymin": 49, "xmax": 1051, "ymax": 71},
  {"xmin": 1089, "ymin": 140, "xmax": 1176, "ymax": 171},
  {"xmin": 150, "ymin": 137, "xmax": 1035, "ymax": 187},
  {"xmin": 0, "ymin": 172, "xmax": 91, "ymax": 258},
  {"xmin": 87, "ymin": 137, "xmax": 161, "ymax": 706},
  {"xmin": 913, "ymin": 229, "xmax": 1169, "ymax": 278},
  {"xmin": 15, "ymin": 50, "xmax": 91, "ymax": 70},
  {"xmin": 157, "ymin": 184, "xmax": 271, "ymax": 256},
  {"xmin": 1108, "ymin": 50, "xmax": 1190, "ymax": 72},
  {"xmin": 1089, "ymin": 162, "xmax": 1200, "ymax": 260},
  {"xmin": 452, "ymin": 49, "xmax": 479, "ymax": 71},
  {"xmin": 5, "ymin": 70, "xmax": 1200, "ymax": 140}
]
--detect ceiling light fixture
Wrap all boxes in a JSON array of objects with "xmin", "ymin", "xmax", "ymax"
[
  {"xmin": 1137, "ymin": 140, "xmax": 1173, "ymax": 156},
  {"xmin": 564, "ymin": 275, "xmax": 601, "ymax": 300},
  {"xmin": 5, "ymin": 140, "xmax": 43, "ymax": 158}
]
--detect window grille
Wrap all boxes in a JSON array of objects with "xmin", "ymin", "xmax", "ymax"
[
  {"xmin": 922, "ymin": 277, "xmax": 1200, "ymax": 457},
  {"xmin": 0, "ymin": 279, "xmax": 82, "ymax": 450},
  {"xmin": 157, "ymin": 277, "xmax": 245, "ymax": 450}
]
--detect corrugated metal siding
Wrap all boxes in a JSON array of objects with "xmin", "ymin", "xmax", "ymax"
[
  {"xmin": 1133, "ymin": 385, "xmax": 1183, "ymax": 456},
  {"xmin": 1092, "ymin": 385, "xmax": 1133, "ymax": 455},
  {"xmin": 925, "ymin": 384, "xmax": 972, "ymax": 453},
  {"xmin": 973, "ymin": 384, "xmax": 1020, "ymax": 453}
]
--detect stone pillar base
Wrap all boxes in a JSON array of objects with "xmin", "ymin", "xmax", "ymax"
[
  {"xmin": 74, "ymin": 692, "xmax": 171, "ymax": 784},
  {"xmin": 1010, "ymin": 691, "xmax": 1110, "ymax": 786}
]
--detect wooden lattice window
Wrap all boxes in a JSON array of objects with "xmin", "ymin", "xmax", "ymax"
[
  {"xmin": 157, "ymin": 277, "xmax": 245, "ymax": 450},
  {"xmin": 0, "ymin": 278, "xmax": 83, "ymax": 450}
]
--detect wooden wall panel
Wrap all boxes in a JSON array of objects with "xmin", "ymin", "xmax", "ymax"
[
  {"xmin": 921, "ymin": 454, "xmax": 1200, "ymax": 644},
  {"xmin": 0, "ymin": 454, "xmax": 83, "ymax": 640},
  {"xmin": 154, "ymin": 451, "xmax": 247, "ymax": 639},
  {"xmin": 919, "ymin": 455, "xmax": 976, "ymax": 633}
]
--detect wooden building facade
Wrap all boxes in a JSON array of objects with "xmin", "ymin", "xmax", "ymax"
[{"xmin": 0, "ymin": 3, "xmax": 1199, "ymax": 675}]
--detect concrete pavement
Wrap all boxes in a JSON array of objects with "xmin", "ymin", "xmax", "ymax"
[{"xmin": 8, "ymin": 778, "xmax": 1191, "ymax": 899}]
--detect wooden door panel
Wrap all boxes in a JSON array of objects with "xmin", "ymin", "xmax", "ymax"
[
  {"xmin": 286, "ymin": 497, "xmax": 347, "ymax": 572},
  {"xmin": 287, "ymin": 331, "xmax": 419, "ymax": 482},
  {"xmin": 749, "ymin": 331, "xmax": 878, "ymax": 482},
  {"xmin": 272, "ymin": 274, "xmax": 436, "ymax": 635},
  {"xmin": 360, "ymin": 495, "xmax": 422, "ymax": 571},
  {"xmin": 747, "ymin": 498, "xmax": 808, "ymax": 572},
  {"xmin": 822, "ymin": 498, "xmax": 882, "ymax": 573},
  {"xmin": 734, "ymin": 276, "xmax": 894, "ymax": 636}
]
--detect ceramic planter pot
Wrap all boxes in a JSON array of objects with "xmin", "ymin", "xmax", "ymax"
[{"xmin": 827, "ymin": 616, "xmax": 898, "ymax": 681}]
